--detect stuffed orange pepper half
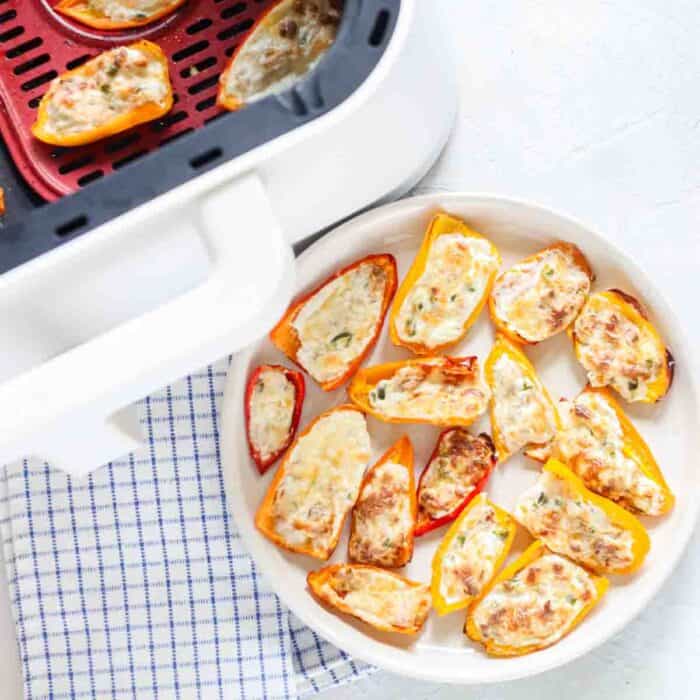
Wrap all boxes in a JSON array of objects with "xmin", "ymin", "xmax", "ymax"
[
  {"xmin": 551, "ymin": 386, "xmax": 673, "ymax": 516},
  {"xmin": 485, "ymin": 334, "xmax": 559, "ymax": 463},
  {"xmin": 218, "ymin": 0, "xmax": 343, "ymax": 110},
  {"xmin": 32, "ymin": 41, "xmax": 173, "ymax": 147},
  {"xmin": 570, "ymin": 289, "xmax": 673, "ymax": 403},
  {"xmin": 431, "ymin": 493, "xmax": 515, "ymax": 615},
  {"xmin": 270, "ymin": 253, "xmax": 397, "ymax": 391},
  {"xmin": 348, "ymin": 436, "xmax": 416, "ymax": 568},
  {"xmin": 390, "ymin": 213, "xmax": 501, "ymax": 354},
  {"xmin": 489, "ymin": 242, "xmax": 593, "ymax": 344},
  {"xmin": 54, "ymin": 1, "xmax": 188, "ymax": 29},
  {"xmin": 514, "ymin": 459, "xmax": 650, "ymax": 575},
  {"xmin": 255, "ymin": 404, "xmax": 371, "ymax": 560},
  {"xmin": 415, "ymin": 429, "xmax": 495, "ymax": 536},
  {"xmin": 348, "ymin": 356, "xmax": 490, "ymax": 427},
  {"xmin": 465, "ymin": 541, "xmax": 608, "ymax": 656},
  {"xmin": 307, "ymin": 563, "xmax": 431, "ymax": 634},
  {"xmin": 244, "ymin": 364, "xmax": 305, "ymax": 474}
]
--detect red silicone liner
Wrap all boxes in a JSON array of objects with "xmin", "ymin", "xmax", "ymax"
[{"xmin": 0, "ymin": 0, "xmax": 275, "ymax": 200}]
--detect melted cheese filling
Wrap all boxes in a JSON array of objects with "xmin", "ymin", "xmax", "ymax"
[
  {"xmin": 43, "ymin": 46, "xmax": 169, "ymax": 136},
  {"xmin": 221, "ymin": 0, "xmax": 340, "ymax": 103},
  {"xmin": 349, "ymin": 461, "xmax": 412, "ymax": 566},
  {"xmin": 471, "ymin": 553, "xmax": 596, "ymax": 649},
  {"xmin": 293, "ymin": 261, "xmax": 387, "ymax": 384},
  {"xmin": 515, "ymin": 471, "xmax": 635, "ymax": 572},
  {"xmin": 439, "ymin": 501, "xmax": 509, "ymax": 604},
  {"xmin": 553, "ymin": 393, "xmax": 666, "ymax": 515},
  {"xmin": 317, "ymin": 566, "xmax": 431, "ymax": 630},
  {"xmin": 418, "ymin": 431, "xmax": 492, "ymax": 519},
  {"xmin": 368, "ymin": 364, "xmax": 490, "ymax": 423},
  {"xmin": 395, "ymin": 234, "xmax": 499, "ymax": 348},
  {"xmin": 271, "ymin": 409, "xmax": 370, "ymax": 552},
  {"xmin": 491, "ymin": 248, "xmax": 590, "ymax": 342},
  {"xmin": 573, "ymin": 297, "xmax": 665, "ymax": 401},
  {"xmin": 248, "ymin": 368, "xmax": 296, "ymax": 461},
  {"xmin": 85, "ymin": 0, "xmax": 180, "ymax": 21},
  {"xmin": 491, "ymin": 353, "xmax": 557, "ymax": 455}
]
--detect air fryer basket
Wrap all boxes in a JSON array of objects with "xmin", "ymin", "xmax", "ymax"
[{"xmin": 0, "ymin": 0, "xmax": 399, "ymax": 273}]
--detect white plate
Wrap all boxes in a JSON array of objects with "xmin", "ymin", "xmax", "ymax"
[{"xmin": 220, "ymin": 194, "xmax": 699, "ymax": 684}]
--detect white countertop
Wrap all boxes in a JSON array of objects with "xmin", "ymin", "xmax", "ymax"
[{"xmin": 321, "ymin": 0, "xmax": 700, "ymax": 697}]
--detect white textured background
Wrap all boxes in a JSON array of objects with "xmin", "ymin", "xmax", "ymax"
[{"xmin": 320, "ymin": 0, "xmax": 700, "ymax": 697}]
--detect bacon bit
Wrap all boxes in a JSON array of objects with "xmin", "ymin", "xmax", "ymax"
[
  {"xmin": 540, "ymin": 600, "xmax": 553, "ymax": 619},
  {"xmin": 526, "ymin": 567, "xmax": 539, "ymax": 585},
  {"xmin": 573, "ymin": 403, "xmax": 593, "ymax": 420},
  {"xmin": 553, "ymin": 562, "xmax": 564, "ymax": 575},
  {"xmin": 549, "ymin": 308, "xmax": 568, "ymax": 329},
  {"xmin": 582, "ymin": 588, "xmax": 592, "ymax": 602}
]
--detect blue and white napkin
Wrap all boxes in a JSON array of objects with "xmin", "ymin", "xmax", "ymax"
[{"xmin": 0, "ymin": 358, "xmax": 373, "ymax": 699}]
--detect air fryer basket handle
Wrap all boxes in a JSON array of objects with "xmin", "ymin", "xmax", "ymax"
[{"xmin": 0, "ymin": 172, "xmax": 295, "ymax": 476}]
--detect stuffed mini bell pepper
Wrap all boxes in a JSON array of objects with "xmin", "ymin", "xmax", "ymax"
[
  {"xmin": 244, "ymin": 364, "xmax": 305, "ymax": 474},
  {"xmin": 54, "ymin": 1, "xmax": 187, "ymax": 29},
  {"xmin": 431, "ymin": 493, "xmax": 515, "ymax": 615},
  {"xmin": 514, "ymin": 459, "xmax": 650, "ymax": 575},
  {"xmin": 489, "ymin": 242, "xmax": 593, "ymax": 344},
  {"xmin": 551, "ymin": 386, "xmax": 674, "ymax": 516},
  {"xmin": 218, "ymin": 0, "xmax": 343, "ymax": 110},
  {"xmin": 255, "ymin": 404, "xmax": 371, "ymax": 559},
  {"xmin": 570, "ymin": 289, "xmax": 674, "ymax": 403},
  {"xmin": 348, "ymin": 356, "xmax": 490, "ymax": 427},
  {"xmin": 465, "ymin": 541, "xmax": 608, "ymax": 656},
  {"xmin": 308, "ymin": 563, "xmax": 431, "ymax": 634},
  {"xmin": 415, "ymin": 429, "xmax": 496, "ymax": 536},
  {"xmin": 270, "ymin": 253, "xmax": 397, "ymax": 391},
  {"xmin": 32, "ymin": 41, "xmax": 173, "ymax": 147},
  {"xmin": 390, "ymin": 213, "xmax": 501, "ymax": 355},
  {"xmin": 485, "ymin": 334, "xmax": 559, "ymax": 463},
  {"xmin": 348, "ymin": 436, "xmax": 416, "ymax": 568}
]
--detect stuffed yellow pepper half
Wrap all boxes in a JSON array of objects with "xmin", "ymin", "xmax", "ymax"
[
  {"xmin": 570, "ymin": 289, "xmax": 674, "ymax": 403},
  {"xmin": 551, "ymin": 386, "xmax": 673, "ymax": 516},
  {"xmin": 465, "ymin": 541, "xmax": 608, "ymax": 656},
  {"xmin": 431, "ymin": 494, "xmax": 515, "ymax": 615},
  {"xmin": 390, "ymin": 213, "xmax": 501, "ymax": 354},
  {"xmin": 515, "ymin": 459, "xmax": 650, "ymax": 575},
  {"xmin": 485, "ymin": 334, "xmax": 559, "ymax": 463},
  {"xmin": 489, "ymin": 242, "xmax": 593, "ymax": 344}
]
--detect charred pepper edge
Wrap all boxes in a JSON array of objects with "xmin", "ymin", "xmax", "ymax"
[
  {"xmin": 464, "ymin": 540, "xmax": 609, "ymax": 657},
  {"xmin": 244, "ymin": 363, "xmax": 305, "ymax": 474},
  {"xmin": 54, "ymin": 0, "xmax": 188, "ymax": 30},
  {"xmin": 348, "ymin": 435, "xmax": 416, "ymax": 567},
  {"xmin": 484, "ymin": 333, "xmax": 560, "ymax": 464},
  {"xmin": 414, "ymin": 429, "xmax": 496, "ymax": 536},
  {"xmin": 430, "ymin": 493, "xmax": 516, "ymax": 615},
  {"xmin": 307, "ymin": 562, "xmax": 431, "ymax": 634},
  {"xmin": 255, "ymin": 403, "xmax": 367, "ymax": 560},
  {"xmin": 488, "ymin": 241, "xmax": 594, "ymax": 345},
  {"xmin": 348, "ymin": 355, "xmax": 489, "ymax": 427},
  {"xmin": 269, "ymin": 253, "xmax": 398, "ymax": 392},
  {"xmin": 31, "ymin": 40, "xmax": 174, "ymax": 147},
  {"xmin": 389, "ymin": 212, "xmax": 502, "ymax": 355}
]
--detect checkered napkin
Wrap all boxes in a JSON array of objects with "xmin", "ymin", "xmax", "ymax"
[{"xmin": 0, "ymin": 358, "xmax": 373, "ymax": 699}]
